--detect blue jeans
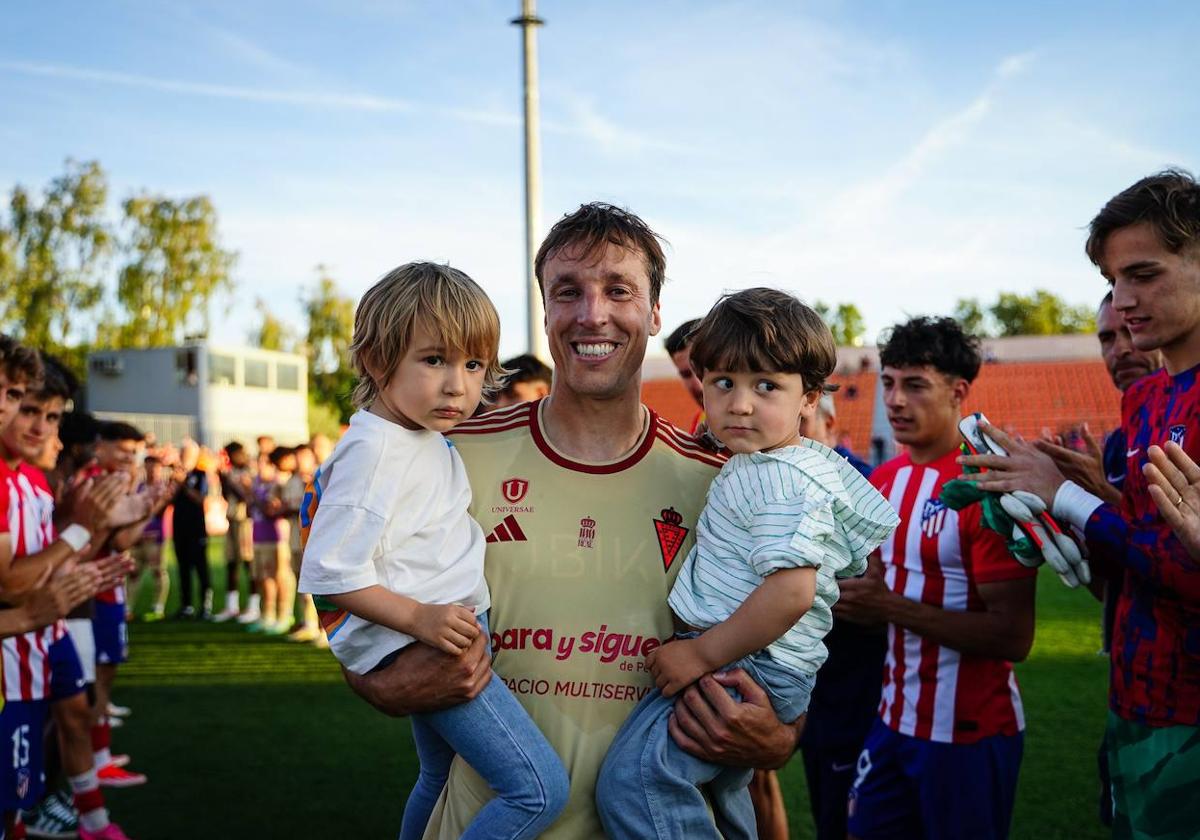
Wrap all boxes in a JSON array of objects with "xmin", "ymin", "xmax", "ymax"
[
  {"xmin": 596, "ymin": 645, "xmax": 814, "ymax": 840},
  {"xmin": 398, "ymin": 613, "xmax": 569, "ymax": 840}
]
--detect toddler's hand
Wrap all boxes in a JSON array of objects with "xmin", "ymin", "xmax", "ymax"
[
  {"xmin": 646, "ymin": 637, "xmax": 714, "ymax": 698},
  {"xmin": 412, "ymin": 603, "xmax": 480, "ymax": 656}
]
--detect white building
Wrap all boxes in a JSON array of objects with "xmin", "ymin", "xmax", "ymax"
[{"xmin": 85, "ymin": 343, "xmax": 310, "ymax": 448}]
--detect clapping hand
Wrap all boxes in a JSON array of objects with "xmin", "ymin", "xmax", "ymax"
[{"xmin": 1144, "ymin": 442, "xmax": 1200, "ymax": 559}]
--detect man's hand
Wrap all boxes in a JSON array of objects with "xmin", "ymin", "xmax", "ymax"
[
  {"xmin": 647, "ymin": 637, "xmax": 714, "ymax": 698},
  {"xmin": 410, "ymin": 603, "xmax": 480, "ymax": 656},
  {"xmin": 1144, "ymin": 442, "xmax": 1200, "ymax": 559},
  {"xmin": 70, "ymin": 473, "xmax": 130, "ymax": 533},
  {"xmin": 957, "ymin": 421, "xmax": 1067, "ymax": 507},
  {"xmin": 668, "ymin": 670, "xmax": 797, "ymax": 769},
  {"xmin": 1032, "ymin": 425, "xmax": 1121, "ymax": 506},
  {"xmin": 108, "ymin": 487, "xmax": 154, "ymax": 530},
  {"xmin": 341, "ymin": 629, "xmax": 491, "ymax": 717},
  {"xmin": 93, "ymin": 552, "xmax": 136, "ymax": 591},
  {"xmin": 832, "ymin": 555, "xmax": 890, "ymax": 626},
  {"xmin": 11, "ymin": 560, "xmax": 101, "ymax": 632}
]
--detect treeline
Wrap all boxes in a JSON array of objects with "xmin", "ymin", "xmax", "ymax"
[
  {"xmin": 0, "ymin": 160, "xmax": 357, "ymax": 432},
  {"xmin": 812, "ymin": 289, "xmax": 1096, "ymax": 349}
]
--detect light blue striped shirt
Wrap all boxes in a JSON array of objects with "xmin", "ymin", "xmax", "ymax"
[{"xmin": 667, "ymin": 440, "xmax": 899, "ymax": 674}]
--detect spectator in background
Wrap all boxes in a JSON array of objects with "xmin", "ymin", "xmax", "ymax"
[
  {"xmin": 129, "ymin": 455, "xmax": 171, "ymax": 621},
  {"xmin": 171, "ymin": 441, "xmax": 211, "ymax": 619},
  {"xmin": 246, "ymin": 448, "xmax": 289, "ymax": 634},
  {"xmin": 491, "ymin": 353, "xmax": 552, "ymax": 409},
  {"xmin": 215, "ymin": 441, "xmax": 256, "ymax": 623},
  {"xmin": 267, "ymin": 446, "xmax": 299, "ymax": 636},
  {"xmin": 664, "ymin": 318, "xmax": 705, "ymax": 433},
  {"xmin": 256, "ymin": 435, "xmax": 275, "ymax": 462},
  {"xmin": 309, "ymin": 433, "xmax": 333, "ymax": 466},
  {"xmin": 283, "ymin": 445, "xmax": 324, "ymax": 645}
]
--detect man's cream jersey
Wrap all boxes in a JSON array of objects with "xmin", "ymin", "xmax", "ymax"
[{"xmin": 422, "ymin": 399, "xmax": 722, "ymax": 840}]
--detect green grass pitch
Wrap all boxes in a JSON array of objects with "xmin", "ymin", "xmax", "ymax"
[{"xmin": 106, "ymin": 540, "xmax": 1109, "ymax": 838}]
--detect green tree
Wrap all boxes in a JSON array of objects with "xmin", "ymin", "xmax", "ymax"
[
  {"xmin": 302, "ymin": 267, "xmax": 356, "ymax": 422},
  {"xmin": 990, "ymin": 289, "xmax": 1095, "ymax": 337},
  {"xmin": 953, "ymin": 298, "xmax": 989, "ymax": 336},
  {"xmin": 812, "ymin": 300, "xmax": 865, "ymax": 346},
  {"xmin": 250, "ymin": 298, "xmax": 295, "ymax": 352},
  {"xmin": 107, "ymin": 194, "xmax": 236, "ymax": 348},
  {"xmin": 831, "ymin": 303, "xmax": 866, "ymax": 347},
  {"xmin": 0, "ymin": 160, "xmax": 111, "ymax": 352}
]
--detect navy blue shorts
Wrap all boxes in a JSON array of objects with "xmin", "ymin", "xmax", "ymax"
[
  {"xmin": 93, "ymin": 601, "xmax": 128, "ymax": 666},
  {"xmin": 847, "ymin": 718, "xmax": 1024, "ymax": 840},
  {"xmin": 0, "ymin": 700, "xmax": 48, "ymax": 811},
  {"xmin": 48, "ymin": 633, "xmax": 86, "ymax": 700}
]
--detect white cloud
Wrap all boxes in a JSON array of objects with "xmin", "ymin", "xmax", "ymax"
[{"xmin": 0, "ymin": 60, "xmax": 418, "ymax": 112}]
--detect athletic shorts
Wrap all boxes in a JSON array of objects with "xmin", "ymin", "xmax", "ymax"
[
  {"xmin": 1107, "ymin": 711, "xmax": 1200, "ymax": 837},
  {"xmin": 225, "ymin": 519, "xmax": 253, "ymax": 564},
  {"xmin": 92, "ymin": 602, "xmax": 128, "ymax": 666},
  {"xmin": 47, "ymin": 633, "xmax": 87, "ymax": 700},
  {"xmin": 0, "ymin": 700, "xmax": 48, "ymax": 811},
  {"xmin": 252, "ymin": 542, "xmax": 289, "ymax": 579},
  {"xmin": 64, "ymin": 619, "xmax": 96, "ymax": 684},
  {"xmin": 847, "ymin": 718, "xmax": 1023, "ymax": 840},
  {"xmin": 131, "ymin": 542, "xmax": 161, "ymax": 570}
]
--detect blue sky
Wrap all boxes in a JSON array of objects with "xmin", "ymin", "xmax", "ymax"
[{"xmin": 3, "ymin": 1, "xmax": 1197, "ymax": 358}]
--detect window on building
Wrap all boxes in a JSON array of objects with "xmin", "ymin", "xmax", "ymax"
[
  {"xmin": 244, "ymin": 358, "xmax": 269, "ymax": 388},
  {"xmin": 175, "ymin": 349, "xmax": 199, "ymax": 387},
  {"xmin": 277, "ymin": 362, "xmax": 300, "ymax": 391},
  {"xmin": 208, "ymin": 352, "xmax": 237, "ymax": 386}
]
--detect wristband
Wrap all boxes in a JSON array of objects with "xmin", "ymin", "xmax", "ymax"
[
  {"xmin": 1051, "ymin": 481, "xmax": 1105, "ymax": 531},
  {"xmin": 59, "ymin": 524, "xmax": 92, "ymax": 553}
]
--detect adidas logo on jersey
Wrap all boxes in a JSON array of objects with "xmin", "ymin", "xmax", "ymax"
[{"xmin": 486, "ymin": 514, "xmax": 527, "ymax": 543}]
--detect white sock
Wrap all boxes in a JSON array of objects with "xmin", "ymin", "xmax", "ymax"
[
  {"xmin": 94, "ymin": 747, "xmax": 112, "ymax": 768},
  {"xmin": 248, "ymin": 594, "xmax": 261, "ymax": 612},
  {"xmin": 70, "ymin": 769, "xmax": 109, "ymax": 831},
  {"xmin": 225, "ymin": 591, "xmax": 239, "ymax": 612}
]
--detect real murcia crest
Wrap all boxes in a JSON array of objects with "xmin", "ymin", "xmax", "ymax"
[{"xmin": 654, "ymin": 507, "xmax": 688, "ymax": 572}]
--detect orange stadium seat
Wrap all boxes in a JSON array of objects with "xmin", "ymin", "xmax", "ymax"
[
  {"xmin": 641, "ymin": 359, "xmax": 1122, "ymax": 459},
  {"xmin": 641, "ymin": 379, "xmax": 702, "ymax": 432},
  {"xmin": 827, "ymin": 372, "xmax": 877, "ymax": 456}
]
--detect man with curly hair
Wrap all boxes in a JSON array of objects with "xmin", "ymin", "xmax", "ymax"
[{"xmin": 835, "ymin": 316, "xmax": 1038, "ymax": 840}]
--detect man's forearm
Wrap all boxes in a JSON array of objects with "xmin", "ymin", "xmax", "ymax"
[
  {"xmin": 0, "ymin": 542, "xmax": 76, "ymax": 597},
  {"xmin": 877, "ymin": 590, "xmax": 1030, "ymax": 662},
  {"xmin": 342, "ymin": 633, "xmax": 491, "ymax": 717}
]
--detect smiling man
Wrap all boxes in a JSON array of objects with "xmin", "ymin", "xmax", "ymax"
[
  {"xmin": 961, "ymin": 170, "xmax": 1200, "ymax": 837},
  {"xmin": 345, "ymin": 203, "xmax": 803, "ymax": 838}
]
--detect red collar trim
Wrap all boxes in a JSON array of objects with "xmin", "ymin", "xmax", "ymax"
[{"xmin": 529, "ymin": 399, "xmax": 658, "ymax": 474}]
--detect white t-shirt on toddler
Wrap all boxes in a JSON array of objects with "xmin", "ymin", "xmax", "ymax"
[{"xmin": 299, "ymin": 409, "xmax": 490, "ymax": 674}]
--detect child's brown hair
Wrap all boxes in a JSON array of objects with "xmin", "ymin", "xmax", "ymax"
[{"xmin": 688, "ymin": 287, "xmax": 837, "ymax": 393}]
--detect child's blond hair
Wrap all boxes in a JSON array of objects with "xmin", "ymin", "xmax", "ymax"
[{"xmin": 350, "ymin": 262, "xmax": 505, "ymax": 410}]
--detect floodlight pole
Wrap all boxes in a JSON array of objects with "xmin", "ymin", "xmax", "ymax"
[{"xmin": 512, "ymin": 0, "xmax": 548, "ymax": 360}]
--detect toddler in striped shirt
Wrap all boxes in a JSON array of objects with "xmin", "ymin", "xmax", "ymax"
[{"xmin": 597, "ymin": 287, "xmax": 898, "ymax": 839}]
